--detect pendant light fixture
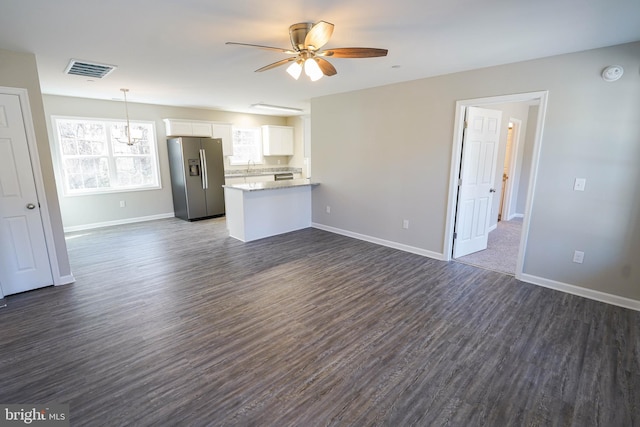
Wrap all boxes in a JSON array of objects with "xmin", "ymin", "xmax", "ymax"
[{"xmin": 118, "ymin": 88, "xmax": 142, "ymax": 145}]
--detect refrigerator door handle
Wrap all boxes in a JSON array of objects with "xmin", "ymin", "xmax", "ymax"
[{"xmin": 199, "ymin": 148, "xmax": 208, "ymax": 190}]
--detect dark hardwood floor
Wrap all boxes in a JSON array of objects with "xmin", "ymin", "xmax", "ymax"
[{"xmin": 1, "ymin": 218, "xmax": 638, "ymax": 426}]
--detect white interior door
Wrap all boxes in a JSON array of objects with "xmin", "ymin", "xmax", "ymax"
[
  {"xmin": 453, "ymin": 106, "xmax": 502, "ymax": 258},
  {"xmin": 0, "ymin": 93, "xmax": 53, "ymax": 296}
]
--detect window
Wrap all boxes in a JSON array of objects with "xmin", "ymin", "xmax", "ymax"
[
  {"xmin": 229, "ymin": 127, "xmax": 263, "ymax": 165},
  {"xmin": 52, "ymin": 117, "xmax": 160, "ymax": 195}
]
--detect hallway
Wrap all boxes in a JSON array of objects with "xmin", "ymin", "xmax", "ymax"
[{"xmin": 456, "ymin": 218, "xmax": 523, "ymax": 275}]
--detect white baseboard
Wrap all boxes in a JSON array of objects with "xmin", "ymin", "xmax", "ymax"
[
  {"xmin": 64, "ymin": 213, "xmax": 175, "ymax": 233},
  {"xmin": 511, "ymin": 213, "xmax": 524, "ymax": 219},
  {"xmin": 311, "ymin": 222, "xmax": 446, "ymax": 261},
  {"xmin": 310, "ymin": 223, "xmax": 639, "ymax": 312},
  {"xmin": 54, "ymin": 274, "xmax": 76, "ymax": 286},
  {"xmin": 489, "ymin": 223, "xmax": 497, "ymax": 232},
  {"xmin": 519, "ymin": 273, "xmax": 640, "ymax": 312}
]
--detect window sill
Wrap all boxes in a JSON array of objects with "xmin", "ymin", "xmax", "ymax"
[{"xmin": 63, "ymin": 184, "xmax": 162, "ymax": 197}]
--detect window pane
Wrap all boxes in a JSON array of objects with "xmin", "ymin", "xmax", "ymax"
[
  {"xmin": 115, "ymin": 156, "xmax": 155, "ymax": 187},
  {"xmin": 65, "ymin": 158, "xmax": 110, "ymax": 190},
  {"xmin": 111, "ymin": 123, "xmax": 153, "ymax": 155},
  {"xmin": 61, "ymin": 138, "xmax": 78, "ymax": 155},
  {"xmin": 91, "ymin": 140, "xmax": 106, "ymax": 155},
  {"xmin": 98, "ymin": 158, "xmax": 111, "ymax": 187},
  {"xmin": 229, "ymin": 127, "xmax": 262, "ymax": 165},
  {"xmin": 64, "ymin": 158, "xmax": 81, "ymax": 174},
  {"xmin": 77, "ymin": 140, "xmax": 93, "ymax": 155},
  {"xmin": 55, "ymin": 117, "xmax": 158, "ymax": 195},
  {"xmin": 60, "ymin": 120, "xmax": 106, "ymax": 142}
]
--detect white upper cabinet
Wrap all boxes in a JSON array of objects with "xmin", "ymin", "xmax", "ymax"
[
  {"xmin": 163, "ymin": 119, "xmax": 213, "ymax": 138},
  {"xmin": 212, "ymin": 122, "xmax": 233, "ymax": 156},
  {"xmin": 163, "ymin": 119, "xmax": 192, "ymax": 136},
  {"xmin": 191, "ymin": 122, "xmax": 213, "ymax": 137},
  {"xmin": 262, "ymin": 125, "xmax": 294, "ymax": 156}
]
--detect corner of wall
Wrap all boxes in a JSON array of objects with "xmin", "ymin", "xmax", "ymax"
[{"xmin": 0, "ymin": 48, "xmax": 72, "ymax": 279}]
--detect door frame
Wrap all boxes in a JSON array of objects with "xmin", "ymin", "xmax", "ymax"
[
  {"xmin": 502, "ymin": 117, "xmax": 522, "ymax": 221},
  {"xmin": 443, "ymin": 91, "xmax": 548, "ymax": 280},
  {"xmin": 0, "ymin": 86, "xmax": 68, "ymax": 291},
  {"xmin": 452, "ymin": 106, "xmax": 503, "ymax": 259}
]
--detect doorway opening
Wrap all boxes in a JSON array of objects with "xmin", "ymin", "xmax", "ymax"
[
  {"xmin": 456, "ymin": 116, "xmax": 524, "ymax": 274},
  {"xmin": 499, "ymin": 119, "xmax": 521, "ymax": 222},
  {"xmin": 443, "ymin": 91, "xmax": 549, "ymax": 279}
]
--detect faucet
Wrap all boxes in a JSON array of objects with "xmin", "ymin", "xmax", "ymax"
[{"xmin": 246, "ymin": 160, "xmax": 255, "ymax": 174}]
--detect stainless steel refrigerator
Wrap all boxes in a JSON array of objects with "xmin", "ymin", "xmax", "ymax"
[{"xmin": 167, "ymin": 137, "xmax": 225, "ymax": 220}]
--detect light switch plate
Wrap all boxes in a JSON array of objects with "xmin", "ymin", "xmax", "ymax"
[
  {"xmin": 574, "ymin": 178, "xmax": 586, "ymax": 191},
  {"xmin": 573, "ymin": 250, "xmax": 585, "ymax": 264}
]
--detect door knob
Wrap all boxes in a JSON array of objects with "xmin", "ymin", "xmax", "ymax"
[
  {"xmin": 489, "ymin": 188, "xmax": 496, "ymax": 193},
  {"xmin": 26, "ymin": 203, "xmax": 36, "ymax": 210}
]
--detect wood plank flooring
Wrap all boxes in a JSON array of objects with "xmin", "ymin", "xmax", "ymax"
[{"xmin": 1, "ymin": 218, "xmax": 638, "ymax": 426}]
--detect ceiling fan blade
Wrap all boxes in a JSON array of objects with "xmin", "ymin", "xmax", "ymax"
[
  {"xmin": 319, "ymin": 47, "xmax": 388, "ymax": 58},
  {"xmin": 304, "ymin": 21, "xmax": 334, "ymax": 51},
  {"xmin": 226, "ymin": 42, "xmax": 297, "ymax": 55},
  {"xmin": 316, "ymin": 58, "xmax": 337, "ymax": 76},
  {"xmin": 255, "ymin": 57, "xmax": 297, "ymax": 72}
]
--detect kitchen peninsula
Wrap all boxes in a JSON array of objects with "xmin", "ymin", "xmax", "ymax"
[{"xmin": 223, "ymin": 179, "xmax": 318, "ymax": 242}]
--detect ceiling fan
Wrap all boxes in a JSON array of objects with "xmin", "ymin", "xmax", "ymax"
[{"xmin": 226, "ymin": 21, "xmax": 388, "ymax": 81}]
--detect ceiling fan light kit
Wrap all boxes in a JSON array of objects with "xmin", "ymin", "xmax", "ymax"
[
  {"xmin": 226, "ymin": 20, "xmax": 388, "ymax": 81},
  {"xmin": 304, "ymin": 58, "xmax": 323, "ymax": 81},
  {"xmin": 286, "ymin": 60, "xmax": 303, "ymax": 79}
]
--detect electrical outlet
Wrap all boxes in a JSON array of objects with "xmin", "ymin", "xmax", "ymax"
[
  {"xmin": 326, "ymin": 205, "xmax": 331, "ymax": 214},
  {"xmin": 573, "ymin": 250, "xmax": 585, "ymax": 264},
  {"xmin": 119, "ymin": 200, "xmax": 126, "ymax": 208},
  {"xmin": 573, "ymin": 178, "xmax": 586, "ymax": 191},
  {"xmin": 402, "ymin": 219, "xmax": 409, "ymax": 229}
]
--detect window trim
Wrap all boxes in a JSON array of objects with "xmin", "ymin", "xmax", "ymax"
[{"xmin": 51, "ymin": 115, "xmax": 162, "ymax": 197}]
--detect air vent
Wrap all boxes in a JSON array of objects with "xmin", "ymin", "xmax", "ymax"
[{"xmin": 64, "ymin": 59, "xmax": 117, "ymax": 78}]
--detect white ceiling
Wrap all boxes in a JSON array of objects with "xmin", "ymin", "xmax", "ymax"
[{"xmin": 1, "ymin": 0, "xmax": 639, "ymax": 116}]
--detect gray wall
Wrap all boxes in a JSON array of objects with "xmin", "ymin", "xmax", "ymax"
[
  {"xmin": 311, "ymin": 42, "xmax": 640, "ymax": 301},
  {"xmin": 287, "ymin": 116, "xmax": 308, "ymax": 175},
  {"xmin": 43, "ymin": 95, "xmax": 299, "ymax": 229},
  {"xmin": 0, "ymin": 49, "xmax": 72, "ymax": 279}
]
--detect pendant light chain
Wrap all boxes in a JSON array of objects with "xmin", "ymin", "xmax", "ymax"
[{"xmin": 120, "ymin": 88, "xmax": 133, "ymax": 146}]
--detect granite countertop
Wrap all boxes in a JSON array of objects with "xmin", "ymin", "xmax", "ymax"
[
  {"xmin": 223, "ymin": 179, "xmax": 319, "ymax": 192},
  {"xmin": 224, "ymin": 167, "xmax": 302, "ymax": 178}
]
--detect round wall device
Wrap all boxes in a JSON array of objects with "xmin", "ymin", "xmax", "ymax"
[{"xmin": 601, "ymin": 65, "xmax": 624, "ymax": 82}]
